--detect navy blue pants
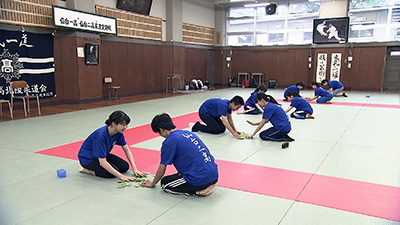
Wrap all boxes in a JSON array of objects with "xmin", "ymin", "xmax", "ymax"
[
  {"xmin": 244, "ymin": 105, "xmax": 262, "ymax": 114},
  {"xmin": 199, "ymin": 113, "xmax": 226, "ymax": 134},
  {"xmin": 81, "ymin": 154, "xmax": 129, "ymax": 178},
  {"xmin": 290, "ymin": 110, "xmax": 306, "ymax": 118},
  {"xmin": 259, "ymin": 127, "xmax": 293, "ymax": 142}
]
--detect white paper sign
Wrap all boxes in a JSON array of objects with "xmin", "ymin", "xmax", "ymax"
[
  {"xmin": 52, "ymin": 5, "xmax": 117, "ymax": 35},
  {"xmin": 330, "ymin": 53, "xmax": 341, "ymax": 81},
  {"xmin": 77, "ymin": 47, "xmax": 84, "ymax": 58},
  {"xmin": 316, "ymin": 53, "xmax": 327, "ymax": 83}
]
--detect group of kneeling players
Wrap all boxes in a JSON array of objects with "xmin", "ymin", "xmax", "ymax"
[{"xmin": 77, "ymin": 80, "xmax": 347, "ymax": 197}]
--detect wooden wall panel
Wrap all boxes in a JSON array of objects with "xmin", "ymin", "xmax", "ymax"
[
  {"xmin": 143, "ymin": 44, "xmax": 163, "ymax": 93},
  {"xmin": 355, "ymin": 47, "xmax": 385, "ymax": 90},
  {"xmin": 213, "ymin": 49, "xmax": 224, "ymax": 86},
  {"xmin": 76, "ymin": 38, "xmax": 102, "ymax": 100},
  {"xmin": 312, "ymin": 46, "xmax": 385, "ymax": 91},
  {"xmin": 53, "ymin": 36, "xmax": 80, "ymax": 102},
  {"xmin": 276, "ymin": 50, "xmax": 294, "ymax": 87},
  {"xmin": 127, "ymin": 43, "xmax": 144, "ymax": 93},
  {"xmin": 294, "ymin": 49, "xmax": 311, "ymax": 86},
  {"xmin": 185, "ymin": 48, "xmax": 207, "ymax": 82},
  {"xmin": 47, "ymin": 37, "xmax": 389, "ymax": 108},
  {"xmin": 260, "ymin": 50, "xmax": 277, "ymax": 82},
  {"xmin": 212, "ymin": 47, "xmax": 386, "ymax": 91}
]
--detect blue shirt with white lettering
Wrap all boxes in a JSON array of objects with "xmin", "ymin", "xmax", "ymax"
[
  {"xmin": 161, "ymin": 130, "xmax": 219, "ymax": 186},
  {"xmin": 78, "ymin": 125, "xmax": 127, "ymax": 166}
]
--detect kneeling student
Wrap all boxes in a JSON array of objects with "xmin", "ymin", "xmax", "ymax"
[
  {"xmin": 142, "ymin": 113, "xmax": 218, "ymax": 196},
  {"xmin": 284, "ymin": 92, "xmax": 314, "ymax": 119},
  {"xmin": 247, "ymin": 93, "xmax": 294, "ymax": 142},
  {"xmin": 307, "ymin": 82, "xmax": 333, "ymax": 104}
]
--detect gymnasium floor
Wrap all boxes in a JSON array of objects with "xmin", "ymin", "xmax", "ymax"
[{"xmin": 0, "ymin": 87, "xmax": 399, "ymax": 225}]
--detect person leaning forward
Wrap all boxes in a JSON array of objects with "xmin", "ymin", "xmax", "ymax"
[
  {"xmin": 191, "ymin": 96, "xmax": 244, "ymax": 139},
  {"xmin": 142, "ymin": 113, "xmax": 218, "ymax": 196}
]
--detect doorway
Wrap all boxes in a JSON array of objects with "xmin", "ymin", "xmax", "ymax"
[{"xmin": 383, "ymin": 47, "xmax": 400, "ymax": 91}]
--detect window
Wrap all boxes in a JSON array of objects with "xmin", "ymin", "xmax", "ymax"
[
  {"xmin": 349, "ymin": 0, "xmax": 400, "ymax": 42},
  {"xmin": 226, "ymin": 2, "xmax": 320, "ymax": 46}
]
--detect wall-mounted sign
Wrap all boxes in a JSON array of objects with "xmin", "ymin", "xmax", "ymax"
[
  {"xmin": 316, "ymin": 53, "xmax": 327, "ymax": 83},
  {"xmin": 330, "ymin": 53, "xmax": 341, "ymax": 81},
  {"xmin": 52, "ymin": 5, "xmax": 117, "ymax": 35}
]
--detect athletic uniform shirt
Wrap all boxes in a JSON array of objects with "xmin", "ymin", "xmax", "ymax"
[
  {"xmin": 328, "ymin": 80, "xmax": 343, "ymax": 90},
  {"xmin": 315, "ymin": 87, "xmax": 333, "ymax": 99},
  {"xmin": 290, "ymin": 96, "xmax": 313, "ymax": 115},
  {"xmin": 263, "ymin": 103, "xmax": 291, "ymax": 132},
  {"xmin": 199, "ymin": 98, "xmax": 232, "ymax": 117},
  {"xmin": 78, "ymin": 125, "xmax": 127, "ymax": 166},
  {"xmin": 244, "ymin": 92, "xmax": 258, "ymax": 108},
  {"xmin": 284, "ymin": 85, "xmax": 299, "ymax": 98},
  {"xmin": 160, "ymin": 130, "xmax": 219, "ymax": 186}
]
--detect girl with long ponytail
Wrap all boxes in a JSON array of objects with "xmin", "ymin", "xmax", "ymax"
[
  {"xmin": 247, "ymin": 93, "xmax": 294, "ymax": 142},
  {"xmin": 284, "ymin": 91, "xmax": 315, "ymax": 119}
]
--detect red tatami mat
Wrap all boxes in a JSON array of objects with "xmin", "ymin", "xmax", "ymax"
[
  {"xmin": 297, "ymin": 174, "xmax": 400, "ymax": 222},
  {"xmin": 215, "ymin": 160, "xmax": 312, "ymax": 200},
  {"xmin": 36, "ymin": 112, "xmax": 200, "ymax": 161},
  {"xmin": 36, "ymin": 112, "xmax": 400, "ymax": 222}
]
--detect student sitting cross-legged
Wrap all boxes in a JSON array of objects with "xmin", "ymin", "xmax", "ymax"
[
  {"xmin": 142, "ymin": 113, "xmax": 219, "ymax": 197},
  {"xmin": 78, "ymin": 110, "xmax": 144, "ymax": 181}
]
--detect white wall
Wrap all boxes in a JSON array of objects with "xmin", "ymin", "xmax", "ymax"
[
  {"xmin": 150, "ymin": 0, "xmax": 166, "ymax": 41},
  {"xmin": 94, "ymin": 0, "xmax": 117, "ymax": 8},
  {"xmin": 182, "ymin": 1, "xmax": 214, "ymax": 28},
  {"xmin": 150, "ymin": 0, "xmax": 166, "ymax": 19},
  {"xmin": 320, "ymin": 0, "xmax": 348, "ymax": 18}
]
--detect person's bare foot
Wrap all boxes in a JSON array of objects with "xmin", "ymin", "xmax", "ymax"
[
  {"xmin": 196, "ymin": 184, "xmax": 215, "ymax": 196},
  {"xmin": 79, "ymin": 167, "xmax": 95, "ymax": 176}
]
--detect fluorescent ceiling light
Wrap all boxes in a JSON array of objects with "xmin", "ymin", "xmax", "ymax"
[{"xmin": 244, "ymin": 3, "xmax": 270, "ymax": 7}]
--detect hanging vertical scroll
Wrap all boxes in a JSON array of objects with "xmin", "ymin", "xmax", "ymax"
[
  {"xmin": 316, "ymin": 53, "xmax": 327, "ymax": 83},
  {"xmin": 330, "ymin": 53, "xmax": 341, "ymax": 81}
]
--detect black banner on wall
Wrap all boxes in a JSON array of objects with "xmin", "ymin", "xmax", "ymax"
[{"xmin": 0, "ymin": 29, "xmax": 55, "ymax": 100}]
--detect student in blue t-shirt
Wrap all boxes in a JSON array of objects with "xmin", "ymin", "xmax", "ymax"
[
  {"xmin": 192, "ymin": 96, "xmax": 244, "ymax": 139},
  {"xmin": 247, "ymin": 93, "xmax": 294, "ymax": 142},
  {"xmin": 283, "ymin": 82, "xmax": 305, "ymax": 101},
  {"xmin": 238, "ymin": 85, "xmax": 268, "ymax": 115},
  {"xmin": 284, "ymin": 91, "xmax": 315, "ymax": 119},
  {"xmin": 78, "ymin": 110, "xmax": 144, "ymax": 181},
  {"xmin": 307, "ymin": 82, "xmax": 333, "ymax": 104},
  {"xmin": 321, "ymin": 79, "xmax": 348, "ymax": 97},
  {"xmin": 142, "ymin": 113, "xmax": 218, "ymax": 197}
]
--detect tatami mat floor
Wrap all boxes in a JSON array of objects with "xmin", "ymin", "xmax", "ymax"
[{"xmin": 0, "ymin": 88, "xmax": 399, "ymax": 225}]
